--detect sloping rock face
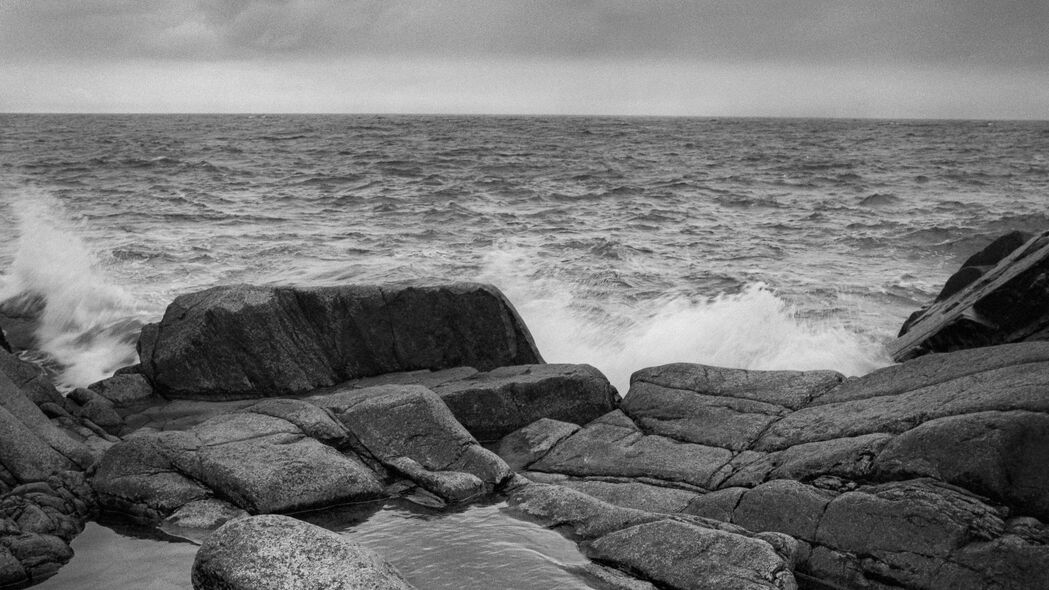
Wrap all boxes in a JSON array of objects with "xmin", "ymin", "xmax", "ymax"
[
  {"xmin": 137, "ymin": 283, "xmax": 542, "ymax": 399},
  {"xmin": 0, "ymin": 350, "xmax": 98, "ymax": 588},
  {"xmin": 504, "ymin": 348, "xmax": 1049, "ymax": 589},
  {"xmin": 892, "ymin": 229, "xmax": 1049, "ymax": 361},
  {"xmin": 192, "ymin": 514, "xmax": 415, "ymax": 590},
  {"xmin": 92, "ymin": 384, "xmax": 513, "ymax": 524},
  {"xmin": 507, "ymin": 483, "xmax": 797, "ymax": 590}
]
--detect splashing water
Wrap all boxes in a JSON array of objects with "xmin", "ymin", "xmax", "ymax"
[
  {"xmin": 478, "ymin": 249, "xmax": 892, "ymax": 395},
  {"xmin": 0, "ymin": 193, "xmax": 147, "ymax": 389}
]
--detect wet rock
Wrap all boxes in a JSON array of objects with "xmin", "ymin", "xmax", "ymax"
[
  {"xmin": 191, "ymin": 514, "xmax": 415, "ymax": 590},
  {"xmin": 585, "ymin": 519, "xmax": 796, "ymax": 590},
  {"xmin": 0, "ymin": 350, "xmax": 67, "ymax": 412},
  {"xmin": 507, "ymin": 483, "xmax": 796, "ymax": 590},
  {"xmin": 87, "ymin": 373, "xmax": 157, "ymax": 410},
  {"xmin": 315, "ymin": 384, "xmax": 512, "ymax": 502},
  {"xmin": 529, "ymin": 410, "xmax": 733, "ymax": 488},
  {"xmin": 430, "ymin": 363, "xmax": 618, "ymax": 442},
  {"xmin": 497, "ymin": 418, "xmax": 580, "ymax": 471},
  {"xmin": 93, "ymin": 412, "xmax": 384, "ymax": 519},
  {"xmin": 139, "ymin": 282, "xmax": 541, "ymax": 400},
  {"xmin": 873, "ymin": 410, "xmax": 1049, "ymax": 520},
  {"xmin": 892, "ymin": 229, "xmax": 1049, "ymax": 361}
]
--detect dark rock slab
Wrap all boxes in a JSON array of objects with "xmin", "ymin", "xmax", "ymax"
[
  {"xmin": 191, "ymin": 514, "xmax": 415, "ymax": 590},
  {"xmin": 314, "ymin": 384, "xmax": 512, "ymax": 502},
  {"xmin": 506, "ymin": 483, "xmax": 797, "ymax": 590},
  {"xmin": 139, "ymin": 282, "xmax": 541, "ymax": 400},
  {"xmin": 873, "ymin": 410, "xmax": 1049, "ymax": 520},
  {"xmin": 497, "ymin": 418, "xmax": 581, "ymax": 471},
  {"xmin": 585, "ymin": 519, "xmax": 796, "ymax": 590},
  {"xmin": 630, "ymin": 363, "xmax": 843, "ymax": 411},
  {"xmin": 892, "ymin": 230, "xmax": 1049, "ymax": 361},
  {"xmin": 529, "ymin": 410, "xmax": 733, "ymax": 489},
  {"xmin": 432, "ymin": 363, "xmax": 618, "ymax": 442}
]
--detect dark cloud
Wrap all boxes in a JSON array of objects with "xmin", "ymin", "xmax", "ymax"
[{"xmin": 2, "ymin": 0, "xmax": 1047, "ymax": 68}]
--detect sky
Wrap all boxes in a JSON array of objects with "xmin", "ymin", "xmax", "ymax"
[{"xmin": 1, "ymin": 0, "xmax": 1048, "ymax": 118}]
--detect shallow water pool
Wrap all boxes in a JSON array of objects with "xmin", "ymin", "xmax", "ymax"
[{"xmin": 38, "ymin": 500, "xmax": 599, "ymax": 590}]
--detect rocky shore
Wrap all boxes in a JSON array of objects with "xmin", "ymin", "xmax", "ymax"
[{"xmin": 1, "ymin": 233, "xmax": 1048, "ymax": 589}]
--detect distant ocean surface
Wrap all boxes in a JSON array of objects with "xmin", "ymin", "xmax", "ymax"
[{"xmin": 2, "ymin": 114, "xmax": 1048, "ymax": 394}]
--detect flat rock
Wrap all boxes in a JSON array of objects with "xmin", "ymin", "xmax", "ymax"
[
  {"xmin": 191, "ymin": 514, "xmax": 415, "ymax": 590},
  {"xmin": 585, "ymin": 519, "xmax": 796, "ymax": 590},
  {"xmin": 630, "ymin": 363, "xmax": 843, "ymax": 410},
  {"xmin": 497, "ymin": 418, "xmax": 581, "ymax": 471},
  {"xmin": 529, "ymin": 411, "xmax": 733, "ymax": 489},
  {"xmin": 138, "ymin": 282, "xmax": 541, "ymax": 400},
  {"xmin": 432, "ymin": 363, "xmax": 618, "ymax": 441}
]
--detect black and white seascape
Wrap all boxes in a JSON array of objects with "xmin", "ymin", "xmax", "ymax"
[{"xmin": 2, "ymin": 3, "xmax": 1048, "ymax": 590}]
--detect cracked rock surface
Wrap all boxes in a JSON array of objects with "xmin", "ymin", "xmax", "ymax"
[{"xmin": 504, "ymin": 343, "xmax": 1049, "ymax": 589}]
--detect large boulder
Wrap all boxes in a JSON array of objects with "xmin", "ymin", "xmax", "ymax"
[
  {"xmin": 891, "ymin": 229, "xmax": 1049, "ymax": 361},
  {"xmin": 191, "ymin": 514, "xmax": 415, "ymax": 590},
  {"xmin": 138, "ymin": 283, "xmax": 542, "ymax": 399}
]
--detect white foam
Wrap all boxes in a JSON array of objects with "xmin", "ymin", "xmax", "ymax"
[
  {"xmin": 1, "ymin": 191, "xmax": 145, "ymax": 389},
  {"xmin": 479, "ymin": 248, "xmax": 892, "ymax": 396}
]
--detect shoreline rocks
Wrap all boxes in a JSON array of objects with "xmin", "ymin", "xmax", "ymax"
[
  {"xmin": 505, "ymin": 347, "xmax": 1049, "ymax": 589},
  {"xmin": 191, "ymin": 514, "xmax": 415, "ymax": 590},
  {"xmin": 138, "ymin": 282, "xmax": 543, "ymax": 400},
  {"xmin": 4, "ymin": 272, "xmax": 1049, "ymax": 589},
  {"xmin": 892, "ymin": 229, "xmax": 1049, "ymax": 361}
]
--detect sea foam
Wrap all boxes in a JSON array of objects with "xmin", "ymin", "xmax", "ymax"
[
  {"xmin": 480, "ymin": 249, "xmax": 892, "ymax": 395},
  {"xmin": 0, "ymin": 193, "xmax": 145, "ymax": 389}
]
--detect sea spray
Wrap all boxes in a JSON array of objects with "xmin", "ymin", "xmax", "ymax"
[
  {"xmin": 479, "ymin": 249, "xmax": 892, "ymax": 395},
  {"xmin": 0, "ymin": 192, "xmax": 147, "ymax": 388}
]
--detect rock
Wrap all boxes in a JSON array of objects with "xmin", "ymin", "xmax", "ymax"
[
  {"xmin": 529, "ymin": 410, "xmax": 733, "ymax": 489},
  {"xmin": 585, "ymin": 519, "xmax": 796, "ymax": 590},
  {"xmin": 93, "ymin": 412, "xmax": 384, "ymax": 519},
  {"xmin": 191, "ymin": 514, "xmax": 415, "ymax": 590},
  {"xmin": 522, "ymin": 350, "xmax": 1049, "ymax": 589},
  {"xmin": 161, "ymin": 498, "xmax": 248, "ymax": 543},
  {"xmin": 431, "ymin": 363, "xmax": 618, "ymax": 441},
  {"xmin": 315, "ymin": 384, "xmax": 512, "ymax": 502},
  {"xmin": 891, "ymin": 229, "xmax": 1049, "ymax": 361},
  {"xmin": 629, "ymin": 363, "xmax": 844, "ymax": 411},
  {"xmin": 0, "ymin": 349, "xmax": 66, "ymax": 409},
  {"xmin": 138, "ymin": 282, "xmax": 542, "ymax": 400},
  {"xmin": 873, "ymin": 410, "xmax": 1049, "ymax": 520},
  {"xmin": 497, "ymin": 418, "xmax": 580, "ymax": 471},
  {"xmin": 0, "ymin": 328, "xmax": 9, "ymax": 355},
  {"xmin": 0, "ymin": 371, "xmax": 94, "ymax": 481},
  {"xmin": 67, "ymin": 388, "xmax": 123, "ymax": 432},
  {"xmin": 506, "ymin": 483, "xmax": 796, "ymax": 590},
  {"xmin": 87, "ymin": 373, "xmax": 157, "ymax": 410}
]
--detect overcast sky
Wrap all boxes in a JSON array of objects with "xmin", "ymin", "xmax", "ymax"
[{"xmin": 2, "ymin": 0, "xmax": 1047, "ymax": 118}]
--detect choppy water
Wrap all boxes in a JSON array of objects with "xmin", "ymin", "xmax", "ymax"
[{"xmin": 2, "ymin": 114, "xmax": 1048, "ymax": 393}]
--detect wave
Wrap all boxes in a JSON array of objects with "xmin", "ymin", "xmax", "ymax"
[
  {"xmin": 0, "ymin": 191, "xmax": 148, "ymax": 389},
  {"xmin": 478, "ymin": 248, "xmax": 892, "ymax": 396}
]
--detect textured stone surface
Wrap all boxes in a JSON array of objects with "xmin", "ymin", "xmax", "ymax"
[
  {"xmin": 497, "ymin": 418, "xmax": 580, "ymax": 471},
  {"xmin": 192, "ymin": 514, "xmax": 415, "ymax": 590},
  {"xmin": 432, "ymin": 363, "xmax": 618, "ymax": 441},
  {"xmin": 892, "ymin": 229, "xmax": 1049, "ymax": 361},
  {"xmin": 139, "ymin": 282, "xmax": 541, "ymax": 399},
  {"xmin": 510, "ymin": 349, "xmax": 1049, "ymax": 590}
]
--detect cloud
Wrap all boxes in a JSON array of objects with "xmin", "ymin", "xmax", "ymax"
[{"xmin": 2, "ymin": 0, "xmax": 1047, "ymax": 69}]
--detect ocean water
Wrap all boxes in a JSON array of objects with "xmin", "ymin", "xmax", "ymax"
[{"xmin": 2, "ymin": 114, "xmax": 1049, "ymax": 394}]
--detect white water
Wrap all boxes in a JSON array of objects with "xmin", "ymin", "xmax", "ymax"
[
  {"xmin": 485, "ymin": 251, "xmax": 891, "ymax": 394},
  {"xmin": 0, "ymin": 191, "xmax": 891, "ymax": 394},
  {"xmin": 0, "ymin": 193, "xmax": 147, "ymax": 389}
]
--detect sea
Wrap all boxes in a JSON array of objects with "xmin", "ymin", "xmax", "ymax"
[
  {"xmin": 2, "ymin": 114, "xmax": 1049, "ymax": 589},
  {"xmin": 3, "ymin": 114, "xmax": 1048, "ymax": 394}
]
